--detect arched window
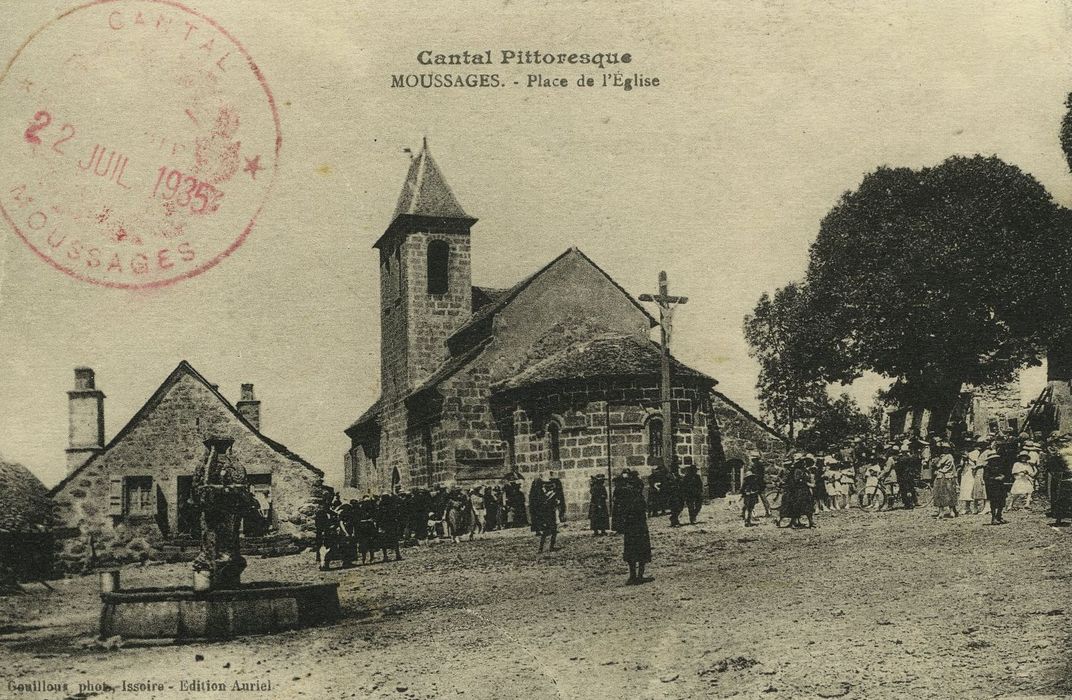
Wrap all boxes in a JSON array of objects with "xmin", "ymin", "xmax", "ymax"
[
  {"xmin": 648, "ymin": 417, "xmax": 664, "ymax": 459},
  {"xmin": 427, "ymin": 240, "xmax": 449, "ymax": 294},
  {"xmin": 547, "ymin": 421, "xmax": 561, "ymax": 462}
]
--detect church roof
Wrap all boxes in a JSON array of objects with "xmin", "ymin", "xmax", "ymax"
[
  {"xmin": 344, "ymin": 396, "xmax": 383, "ymax": 438},
  {"xmin": 392, "ymin": 139, "xmax": 470, "ymax": 220},
  {"xmin": 0, "ymin": 458, "xmax": 51, "ymax": 533},
  {"xmin": 51, "ymin": 361, "xmax": 323, "ymax": 496},
  {"xmin": 375, "ymin": 139, "xmax": 476, "ymax": 249},
  {"xmin": 493, "ymin": 334, "xmax": 715, "ymax": 393},
  {"xmin": 447, "ymin": 247, "xmax": 657, "ymax": 355}
]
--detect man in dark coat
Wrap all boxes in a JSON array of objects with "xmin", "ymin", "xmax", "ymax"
[
  {"xmin": 529, "ymin": 477, "xmax": 546, "ymax": 534},
  {"xmin": 983, "ymin": 448, "xmax": 1013, "ymax": 525},
  {"xmin": 617, "ymin": 470, "xmax": 652, "ymax": 584},
  {"xmin": 377, "ymin": 493, "xmax": 403, "ymax": 561},
  {"xmin": 893, "ymin": 445, "xmax": 920, "ymax": 509},
  {"xmin": 548, "ymin": 472, "xmax": 566, "ymax": 524},
  {"xmin": 681, "ymin": 464, "xmax": 704, "ymax": 524},
  {"xmin": 665, "ymin": 469, "xmax": 685, "ymax": 527},
  {"xmin": 611, "ymin": 472, "xmax": 627, "ymax": 533},
  {"xmin": 588, "ymin": 474, "xmax": 610, "ymax": 535},
  {"xmin": 648, "ymin": 465, "xmax": 667, "ymax": 516},
  {"xmin": 537, "ymin": 481, "xmax": 560, "ymax": 553}
]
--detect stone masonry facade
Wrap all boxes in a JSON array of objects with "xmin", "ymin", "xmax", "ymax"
[{"xmin": 51, "ymin": 367, "xmax": 324, "ymax": 573}]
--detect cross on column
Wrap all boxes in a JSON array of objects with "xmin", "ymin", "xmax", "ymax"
[{"xmin": 639, "ymin": 271, "xmax": 688, "ymax": 474}]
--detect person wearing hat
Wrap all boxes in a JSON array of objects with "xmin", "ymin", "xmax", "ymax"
[
  {"xmin": 681, "ymin": 464, "xmax": 704, "ymax": 525},
  {"xmin": 893, "ymin": 441, "xmax": 921, "ymax": 509},
  {"xmin": 588, "ymin": 474, "xmax": 610, "ymax": 536},
  {"xmin": 778, "ymin": 453, "xmax": 816, "ymax": 529},
  {"xmin": 740, "ymin": 463, "xmax": 763, "ymax": 526},
  {"xmin": 822, "ymin": 455, "xmax": 846, "ymax": 510},
  {"xmin": 959, "ymin": 436, "xmax": 985, "ymax": 515},
  {"xmin": 749, "ymin": 451, "xmax": 772, "ymax": 517},
  {"xmin": 982, "ymin": 448, "xmax": 1013, "ymax": 525},
  {"xmin": 536, "ymin": 479, "xmax": 561, "ymax": 553},
  {"xmin": 616, "ymin": 469, "xmax": 652, "ymax": 584},
  {"xmin": 1007, "ymin": 450, "xmax": 1037, "ymax": 512},
  {"xmin": 812, "ymin": 454, "xmax": 830, "ymax": 512},
  {"xmin": 931, "ymin": 439, "xmax": 959, "ymax": 519}
]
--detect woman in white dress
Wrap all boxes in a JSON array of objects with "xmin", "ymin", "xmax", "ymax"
[
  {"xmin": 1007, "ymin": 451, "xmax": 1037, "ymax": 511},
  {"xmin": 959, "ymin": 439, "xmax": 983, "ymax": 515}
]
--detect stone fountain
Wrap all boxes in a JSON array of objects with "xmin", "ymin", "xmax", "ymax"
[{"xmin": 98, "ymin": 437, "xmax": 339, "ymax": 641}]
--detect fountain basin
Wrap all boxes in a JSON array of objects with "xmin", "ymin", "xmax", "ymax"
[{"xmin": 99, "ymin": 581, "xmax": 340, "ymax": 640}]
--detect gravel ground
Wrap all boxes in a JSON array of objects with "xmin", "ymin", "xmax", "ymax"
[{"xmin": 1, "ymin": 500, "xmax": 1070, "ymax": 700}]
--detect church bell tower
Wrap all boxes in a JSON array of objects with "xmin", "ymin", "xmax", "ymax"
[{"xmin": 375, "ymin": 139, "xmax": 476, "ymax": 401}]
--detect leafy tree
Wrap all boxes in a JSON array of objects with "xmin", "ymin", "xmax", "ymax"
[
  {"xmin": 799, "ymin": 155, "xmax": 1072, "ymax": 434},
  {"xmin": 796, "ymin": 393, "xmax": 874, "ymax": 455},
  {"xmin": 744, "ymin": 283, "xmax": 828, "ymax": 439}
]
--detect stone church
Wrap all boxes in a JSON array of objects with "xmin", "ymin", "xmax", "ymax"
[{"xmin": 343, "ymin": 141, "xmax": 787, "ymax": 517}]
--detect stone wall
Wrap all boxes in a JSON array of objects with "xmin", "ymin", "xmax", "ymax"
[
  {"xmin": 51, "ymin": 373, "xmax": 323, "ymax": 573},
  {"xmin": 709, "ymin": 391, "xmax": 789, "ymax": 493}
]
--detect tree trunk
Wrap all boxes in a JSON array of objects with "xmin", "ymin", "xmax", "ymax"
[{"xmin": 923, "ymin": 381, "xmax": 963, "ymax": 437}]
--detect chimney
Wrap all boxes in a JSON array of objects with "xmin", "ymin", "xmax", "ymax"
[
  {"xmin": 236, "ymin": 383, "xmax": 261, "ymax": 431},
  {"xmin": 67, "ymin": 367, "xmax": 105, "ymax": 473}
]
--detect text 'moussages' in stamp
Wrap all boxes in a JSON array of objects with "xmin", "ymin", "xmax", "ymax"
[{"xmin": 0, "ymin": 0, "xmax": 281, "ymax": 289}]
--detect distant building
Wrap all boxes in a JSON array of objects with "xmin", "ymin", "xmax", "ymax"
[
  {"xmin": 343, "ymin": 141, "xmax": 787, "ymax": 516},
  {"xmin": 0, "ymin": 457, "xmax": 52, "ymax": 584},
  {"xmin": 51, "ymin": 363, "xmax": 324, "ymax": 572}
]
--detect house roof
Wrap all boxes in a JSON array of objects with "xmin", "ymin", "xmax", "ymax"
[
  {"xmin": 0, "ymin": 458, "xmax": 51, "ymax": 533},
  {"xmin": 493, "ymin": 334, "xmax": 715, "ymax": 393},
  {"xmin": 710, "ymin": 389, "xmax": 788, "ymax": 443},
  {"xmin": 51, "ymin": 361, "xmax": 323, "ymax": 496},
  {"xmin": 447, "ymin": 247, "xmax": 658, "ymax": 355},
  {"xmin": 472, "ymin": 286, "xmax": 509, "ymax": 313}
]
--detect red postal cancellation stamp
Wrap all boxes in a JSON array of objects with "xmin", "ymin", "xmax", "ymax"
[{"xmin": 0, "ymin": 0, "xmax": 281, "ymax": 289}]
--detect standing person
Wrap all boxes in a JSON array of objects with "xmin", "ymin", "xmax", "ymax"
[
  {"xmin": 931, "ymin": 440, "xmax": 959, "ymax": 519},
  {"xmin": 617, "ymin": 470, "xmax": 652, "ymax": 584},
  {"xmin": 665, "ymin": 469, "xmax": 685, "ymax": 527},
  {"xmin": 508, "ymin": 481, "xmax": 527, "ymax": 528},
  {"xmin": 1007, "ymin": 451, "xmax": 1037, "ymax": 512},
  {"xmin": 779, "ymin": 454, "xmax": 816, "ymax": 528},
  {"xmin": 528, "ymin": 475, "xmax": 545, "ymax": 534},
  {"xmin": 377, "ymin": 493, "xmax": 404, "ymax": 562},
  {"xmin": 982, "ymin": 448, "xmax": 1012, "ymax": 525},
  {"xmin": 749, "ymin": 452, "xmax": 773, "ymax": 517},
  {"xmin": 741, "ymin": 464, "xmax": 763, "ymax": 526},
  {"xmin": 681, "ymin": 464, "xmax": 704, "ymax": 524},
  {"xmin": 468, "ymin": 488, "xmax": 486, "ymax": 540},
  {"xmin": 648, "ymin": 464, "xmax": 667, "ymax": 516},
  {"xmin": 548, "ymin": 471, "xmax": 567, "ymax": 525},
  {"xmin": 537, "ymin": 481, "xmax": 560, "ymax": 553},
  {"xmin": 894, "ymin": 444, "xmax": 920, "ymax": 509},
  {"xmin": 588, "ymin": 474, "xmax": 610, "ymax": 535},
  {"xmin": 959, "ymin": 437, "xmax": 984, "ymax": 515},
  {"xmin": 611, "ymin": 471, "xmax": 628, "ymax": 533},
  {"xmin": 811, "ymin": 457, "xmax": 829, "ymax": 512},
  {"xmin": 446, "ymin": 489, "xmax": 466, "ymax": 543},
  {"xmin": 484, "ymin": 486, "xmax": 500, "ymax": 532}
]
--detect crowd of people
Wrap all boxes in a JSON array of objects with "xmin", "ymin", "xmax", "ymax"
[
  {"xmin": 736, "ymin": 430, "xmax": 1072, "ymax": 529},
  {"xmin": 314, "ymin": 431, "xmax": 1072, "ymax": 581}
]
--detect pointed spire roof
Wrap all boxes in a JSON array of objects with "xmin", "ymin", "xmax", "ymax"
[{"xmin": 376, "ymin": 138, "xmax": 476, "ymax": 248}]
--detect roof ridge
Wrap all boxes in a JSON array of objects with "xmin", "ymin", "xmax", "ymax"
[{"xmin": 51, "ymin": 362, "xmax": 322, "ymax": 495}]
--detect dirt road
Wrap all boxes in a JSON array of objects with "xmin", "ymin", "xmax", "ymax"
[{"xmin": 2, "ymin": 501, "xmax": 1070, "ymax": 699}]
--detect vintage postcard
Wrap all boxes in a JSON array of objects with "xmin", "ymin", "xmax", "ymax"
[{"xmin": 1, "ymin": 1, "xmax": 1071, "ymax": 698}]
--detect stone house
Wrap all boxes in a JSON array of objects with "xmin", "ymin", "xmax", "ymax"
[
  {"xmin": 343, "ymin": 141, "xmax": 787, "ymax": 517},
  {"xmin": 50, "ymin": 363, "xmax": 324, "ymax": 572}
]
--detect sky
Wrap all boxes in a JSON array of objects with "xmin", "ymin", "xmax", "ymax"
[{"xmin": 0, "ymin": 0, "xmax": 1069, "ymax": 487}]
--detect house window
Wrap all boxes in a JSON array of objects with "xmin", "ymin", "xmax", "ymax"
[
  {"xmin": 124, "ymin": 476, "xmax": 154, "ymax": 516},
  {"xmin": 427, "ymin": 240, "xmax": 449, "ymax": 294},
  {"xmin": 648, "ymin": 418, "xmax": 664, "ymax": 459},
  {"xmin": 547, "ymin": 421, "xmax": 561, "ymax": 462}
]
